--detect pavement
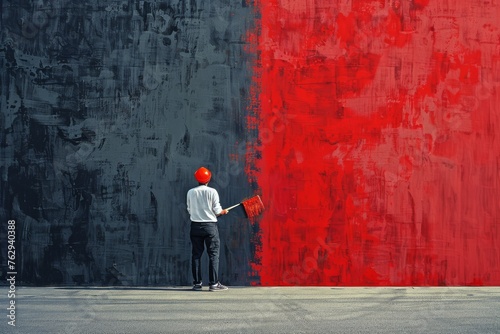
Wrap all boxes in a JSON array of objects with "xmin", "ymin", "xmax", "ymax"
[{"xmin": 1, "ymin": 286, "xmax": 499, "ymax": 334}]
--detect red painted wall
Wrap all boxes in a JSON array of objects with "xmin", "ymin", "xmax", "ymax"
[{"xmin": 248, "ymin": 0, "xmax": 500, "ymax": 285}]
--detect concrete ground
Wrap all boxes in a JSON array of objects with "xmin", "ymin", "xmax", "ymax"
[{"xmin": 1, "ymin": 286, "xmax": 499, "ymax": 334}]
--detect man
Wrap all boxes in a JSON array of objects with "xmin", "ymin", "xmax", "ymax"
[{"xmin": 187, "ymin": 167, "xmax": 229, "ymax": 291}]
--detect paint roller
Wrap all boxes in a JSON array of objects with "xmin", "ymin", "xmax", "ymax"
[{"xmin": 224, "ymin": 195, "xmax": 265, "ymax": 218}]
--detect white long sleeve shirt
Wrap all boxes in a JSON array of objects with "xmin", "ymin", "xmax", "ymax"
[{"xmin": 186, "ymin": 185, "xmax": 223, "ymax": 222}]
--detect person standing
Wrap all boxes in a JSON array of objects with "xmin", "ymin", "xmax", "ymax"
[{"xmin": 187, "ymin": 167, "xmax": 229, "ymax": 291}]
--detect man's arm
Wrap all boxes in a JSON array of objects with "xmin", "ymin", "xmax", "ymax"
[
  {"xmin": 186, "ymin": 191, "xmax": 191, "ymax": 215},
  {"xmin": 212, "ymin": 190, "xmax": 228, "ymax": 216}
]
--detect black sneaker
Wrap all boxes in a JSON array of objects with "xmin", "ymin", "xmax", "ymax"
[
  {"xmin": 192, "ymin": 283, "xmax": 202, "ymax": 290},
  {"xmin": 209, "ymin": 282, "xmax": 228, "ymax": 291}
]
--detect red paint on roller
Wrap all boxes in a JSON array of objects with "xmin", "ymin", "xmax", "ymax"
[
  {"xmin": 249, "ymin": 1, "xmax": 500, "ymax": 286},
  {"xmin": 241, "ymin": 195, "xmax": 265, "ymax": 218}
]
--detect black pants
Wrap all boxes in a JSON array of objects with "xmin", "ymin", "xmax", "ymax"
[{"xmin": 190, "ymin": 222, "xmax": 220, "ymax": 286}]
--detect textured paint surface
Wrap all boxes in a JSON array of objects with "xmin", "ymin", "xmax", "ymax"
[
  {"xmin": 250, "ymin": 0, "xmax": 500, "ymax": 285},
  {"xmin": 0, "ymin": 1, "xmax": 258, "ymax": 286}
]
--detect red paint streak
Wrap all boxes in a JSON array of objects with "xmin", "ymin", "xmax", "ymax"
[{"xmin": 249, "ymin": 1, "xmax": 500, "ymax": 286}]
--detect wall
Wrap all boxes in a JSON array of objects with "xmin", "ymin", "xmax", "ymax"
[
  {"xmin": 1, "ymin": 0, "xmax": 258, "ymax": 286},
  {"xmin": 250, "ymin": 0, "xmax": 500, "ymax": 286},
  {"xmin": 1, "ymin": 0, "xmax": 499, "ymax": 286}
]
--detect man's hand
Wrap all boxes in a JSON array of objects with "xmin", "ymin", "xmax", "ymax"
[{"xmin": 218, "ymin": 209, "xmax": 229, "ymax": 216}]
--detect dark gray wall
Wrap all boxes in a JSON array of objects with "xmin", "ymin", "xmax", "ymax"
[{"xmin": 1, "ymin": 0, "xmax": 259, "ymax": 286}]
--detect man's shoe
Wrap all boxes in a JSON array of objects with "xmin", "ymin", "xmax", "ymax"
[
  {"xmin": 192, "ymin": 283, "xmax": 203, "ymax": 290},
  {"xmin": 209, "ymin": 282, "xmax": 228, "ymax": 291}
]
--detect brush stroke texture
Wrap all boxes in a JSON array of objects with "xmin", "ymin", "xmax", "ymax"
[
  {"xmin": 250, "ymin": 0, "xmax": 500, "ymax": 286},
  {"xmin": 0, "ymin": 0, "xmax": 257, "ymax": 286}
]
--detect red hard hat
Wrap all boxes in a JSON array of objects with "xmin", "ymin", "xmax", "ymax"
[{"xmin": 194, "ymin": 167, "xmax": 211, "ymax": 183}]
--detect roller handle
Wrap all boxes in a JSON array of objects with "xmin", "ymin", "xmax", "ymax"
[{"xmin": 224, "ymin": 203, "xmax": 241, "ymax": 212}]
